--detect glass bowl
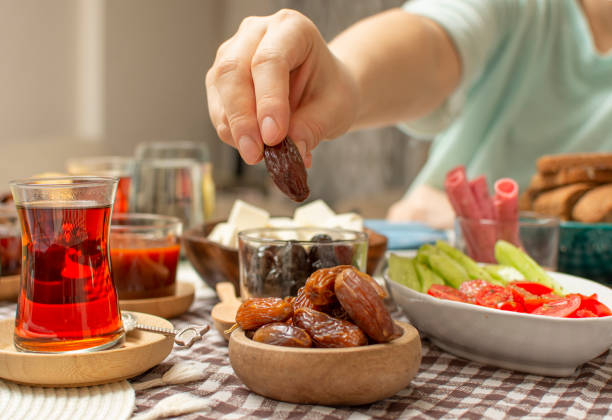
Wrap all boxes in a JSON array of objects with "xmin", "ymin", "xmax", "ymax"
[
  {"xmin": 238, "ymin": 227, "xmax": 368, "ymax": 299},
  {"xmin": 110, "ymin": 213, "xmax": 182, "ymax": 299},
  {"xmin": 453, "ymin": 212, "xmax": 561, "ymax": 269}
]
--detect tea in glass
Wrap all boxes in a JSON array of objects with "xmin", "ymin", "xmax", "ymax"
[
  {"xmin": 10, "ymin": 177, "xmax": 124, "ymax": 353},
  {"xmin": 66, "ymin": 156, "xmax": 134, "ymax": 214}
]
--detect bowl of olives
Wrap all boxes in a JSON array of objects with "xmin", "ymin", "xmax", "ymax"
[{"xmin": 237, "ymin": 227, "xmax": 368, "ymax": 299}]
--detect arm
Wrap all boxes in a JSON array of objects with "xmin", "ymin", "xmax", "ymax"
[
  {"xmin": 330, "ymin": 9, "xmax": 461, "ymax": 130},
  {"xmin": 206, "ymin": 8, "xmax": 461, "ymax": 165}
]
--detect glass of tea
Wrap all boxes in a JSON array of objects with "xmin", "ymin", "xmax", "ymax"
[
  {"xmin": 0, "ymin": 207, "xmax": 21, "ymax": 276},
  {"xmin": 110, "ymin": 213, "xmax": 182, "ymax": 300},
  {"xmin": 9, "ymin": 176, "xmax": 124, "ymax": 353},
  {"xmin": 66, "ymin": 156, "xmax": 134, "ymax": 214}
]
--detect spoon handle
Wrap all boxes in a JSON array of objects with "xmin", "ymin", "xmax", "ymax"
[{"xmin": 133, "ymin": 323, "xmax": 178, "ymax": 336}]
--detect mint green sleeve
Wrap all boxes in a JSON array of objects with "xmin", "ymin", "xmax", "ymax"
[{"xmin": 399, "ymin": 0, "xmax": 518, "ymax": 138}]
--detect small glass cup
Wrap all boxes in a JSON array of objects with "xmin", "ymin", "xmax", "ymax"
[
  {"xmin": 0, "ymin": 207, "xmax": 21, "ymax": 277},
  {"xmin": 454, "ymin": 212, "xmax": 561, "ymax": 270},
  {"xmin": 130, "ymin": 158, "xmax": 204, "ymax": 229},
  {"xmin": 9, "ymin": 176, "xmax": 124, "ymax": 353},
  {"xmin": 135, "ymin": 141, "xmax": 215, "ymax": 221},
  {"xmin": 66, "ymin": 156, "xmax": 134, "ymax": 214},
  {"xmin": 110, "ymin": 213, "xmax": 182, "ymax": 299},
  {"xmin": 238, "ymin": 227, "xmax": 368, "ymax": 299}
]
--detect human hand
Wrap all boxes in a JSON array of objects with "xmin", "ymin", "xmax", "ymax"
[
  {"xmin": 387, "ymin": 184, "xmax": 455, "ymax": 230},
  {"xmin": 206, "ymin": 9, "xmax": 360, "ymax": 166}
]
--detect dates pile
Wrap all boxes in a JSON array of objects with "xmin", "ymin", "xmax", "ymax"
[
  {"xmin": 264, "ymin": 137, "xmax": 310, "ymax": 202},
  {"xmin": 233, "ymin": 266, "xmax": 402, "ymax": 348},
  {"xmin": 241, "ymin": 234, "xmax": 355, "ymax": 298}
]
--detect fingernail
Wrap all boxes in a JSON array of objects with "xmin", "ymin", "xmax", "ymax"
[
  {"xmin": 293, "ymin": 139, "xmax": 307, "ymax": 160},
  {"xmin": 238, "ymin": 135, "xmax": 261, "ymax": 164},
  {"xmin": 261, "ymin": 116, "xmax": 279, "ymax": 145}
]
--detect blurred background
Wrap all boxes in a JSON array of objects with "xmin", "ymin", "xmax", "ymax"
[{"xmin": 0, "ymin": 0, "xmax": 429, "ymax": 219}]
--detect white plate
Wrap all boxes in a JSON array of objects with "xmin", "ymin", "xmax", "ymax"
[{"xmin": 385, "ymin": 271, "xmax": 612, "ymax": 377}]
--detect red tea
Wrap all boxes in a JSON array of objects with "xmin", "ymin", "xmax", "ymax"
[
  {"xmin": 111, "ymin": 242, "xmax": 180, "ymax": 299},
  {"xmin": 114, "ymin": 176, "xmax": 131, "ymax": 213},
  {"xmin": 15, "ymin": 203, "xmax": 123, "ymax": 352},
  {"xmin": 0, "ymin": 234, "xmax": 21, "ymax": 276}
]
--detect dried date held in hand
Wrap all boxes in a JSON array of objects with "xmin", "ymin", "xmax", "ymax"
[
  {"xmin": 335, "ymin": 267, "xmax": 400, "ymax": 343},
  {"xmin": 264, "ymin": 137, "xmax": 309, "ymax": 202},
  {"xmin": 235, "ymin": 297, "xmax": 293, "ymax": 330},
  {"xmin": 293, "ymin": 307, "xmax": 367, "ymax": 348},
  {"xmin": 252, "ymin": 323, "xmax": 312, "ymax": 348}
]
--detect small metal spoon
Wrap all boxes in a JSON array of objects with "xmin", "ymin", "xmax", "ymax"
[{"xmin": 121, "ymin": 312, "xmax": 210, "ymax": 348}]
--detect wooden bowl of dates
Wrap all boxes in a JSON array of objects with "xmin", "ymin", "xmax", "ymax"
[
  {"xmin": 181, "ymin": 221, "xmax": 240, "ymax": 294},
  {"xmin": 181, "ymin": 221, "xmax": 388, "ymax": 296},
  {"xmin": 229, "ymin": 320, "xmax": 420, "ymax": 406}
]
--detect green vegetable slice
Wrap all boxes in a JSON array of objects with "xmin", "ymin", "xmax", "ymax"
[{"xmin": 494, "ymin": 240, "xmax": 563, "ymax": 295}]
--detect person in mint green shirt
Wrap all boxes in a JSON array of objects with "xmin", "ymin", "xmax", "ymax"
[{"xmin": 205, "ymin": 0, "xmax": 612, "ymax": 228}]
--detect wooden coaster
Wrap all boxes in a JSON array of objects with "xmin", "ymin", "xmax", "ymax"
[
  {"xmin": 119, "ymin": 281, "xmax": 195, "ymax": 319},
  {"xmin": 0, "ymin": 311, "xmax": 173, "ymax": 387},
  {"xmin": 0, "ymin": 275, "xmax": 19, "ymax": 301}
]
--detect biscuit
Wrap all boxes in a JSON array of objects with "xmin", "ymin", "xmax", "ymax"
[
  {"xmin": 536, "ymin": 153, "xmax": 612, "ymax": 174},
  {"xmin": 571, "ymin": 184, "xmax": 612, "ymax": 223},
  {"xmin": 532, "ymin": 183, "xmax": 594, "ymax": 220}
]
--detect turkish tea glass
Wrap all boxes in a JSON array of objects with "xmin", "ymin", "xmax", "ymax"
[
  {"xmin": 0, "ymin": 207, "xmax": 21, "ymax": 277},
  {"xmin": 110, "ymin": 213, "xmax": 182, "ymax": 300},
  {"xmin": 66, "ymin": 156, "xmax": 134, "ymax": 214},
  {"xmin": 9, "ymin": 177, "xmax": 124, "ymax": 353}
]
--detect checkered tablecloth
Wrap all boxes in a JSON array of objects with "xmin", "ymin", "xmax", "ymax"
[{"xmin": 1, "ymin": 273, "xmax": 611, "ymax": 420}]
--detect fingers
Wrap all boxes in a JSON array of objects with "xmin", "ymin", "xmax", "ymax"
[
  {"xmin": 206, "ymin": 85, "xmax": 232, "ymax": 146},
  {"xmin": 251, "ymin": 10, "xmax": 316, "ymax": 146},
  {"xmin": 207, "ymin": 18, "xmax": 267, "ymax": 164}
]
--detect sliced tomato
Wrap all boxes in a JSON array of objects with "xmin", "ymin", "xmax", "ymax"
[
  {"xmin": 427, "ymin": 284, "xmax": 468, "ymax": 303},
  {"xmin": 531, "ymin": 295, "xmax": 581, "ymax": 317},
  {"xmin": 572, "ymin": 309, "xmax": 598, "ymax": 318},
  {"xmin": 497, "ymin": 300, "xmax": 524, "ymax": 312},
  {"xmin": 475, "ymin": 284, "xmax": 513, "ymax": 308},
  {"xmin": 578, "ymin": 295, "xmax": 612, "ymax": 317},
  {"xmin": 459, "ymin": 279, "xmax": 489, "ymax": 302},
  {"xmin": 510, "ymin": 282, "xmax": 553, "ymax": 296}
]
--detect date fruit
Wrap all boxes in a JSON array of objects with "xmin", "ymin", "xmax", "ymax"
[
  {"xmin": 252, "ymin": 323, "xmax": 312, "ymax": 348},
  {"xmin": 304, "ymin": 265, "xmax": 353, "ymax": 306},
  {"xmin": 293, "ymin": 307, "xmax": 367, "ymax": 348},
  {"xmin": 264, "ymin": 137, "xmax": 309, "ymax": 202},
  {"xmin": 235, "ymin": 297, "xmax": 293, "ymax": 330},
  {"xmin": 334, "ymin": 267, "xmax": 399, "ymax": 343}
]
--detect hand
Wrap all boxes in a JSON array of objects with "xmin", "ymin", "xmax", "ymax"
[
  {"xmin": 206, "ymin": 9, "xmax": 360, "ymax": 166},
  {"xmin": 387, "ymin": 185, "xmax": 455, "ymax": 230}
]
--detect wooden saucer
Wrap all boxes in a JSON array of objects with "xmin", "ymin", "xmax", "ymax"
[
  {"xmin": 0, "ymin": 311, "xmax": 173, "ymax": 387},
  {"xmin": 0, "ymin": 275, "xmax": 19, "ymax": 301},
  {"xmin": 119, "ymin": 281, "xmax": 195, "ymax": 319}
]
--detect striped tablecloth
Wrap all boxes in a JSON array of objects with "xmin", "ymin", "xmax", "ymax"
[{"xmin": 1, "ymin": 269, "xmax": 611, "ymax": 420}]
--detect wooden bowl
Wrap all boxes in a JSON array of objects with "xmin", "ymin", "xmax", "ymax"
[
  {"xmin": 182, "ymin": 221, "xmax": 240, "ymax": 294},
  {"xmin": 182, "ymin": 221, "xmax": 388, "ymax": 296},
  {"xmin": 228, "ymin": 321, "xmax": 421, "ymax": 406}
]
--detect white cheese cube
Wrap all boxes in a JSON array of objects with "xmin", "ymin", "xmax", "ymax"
[
  {"xmin": 326, "ymin": 212, "xmax": 364, "ymax": 231},
  {"xmin": 227, "ymin": 200, "xmax": 270, "ymax": 232},
  {"xmin": 267, "ymin": 217, "xmax": 296, "ymax": 228},
  {"xmin": 293, "ymin": 199, "xmax": 335, "ymax": 227},
  {"xmin": 207, "ymin": 222, "xmax": 238, "ymax": 248}
]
